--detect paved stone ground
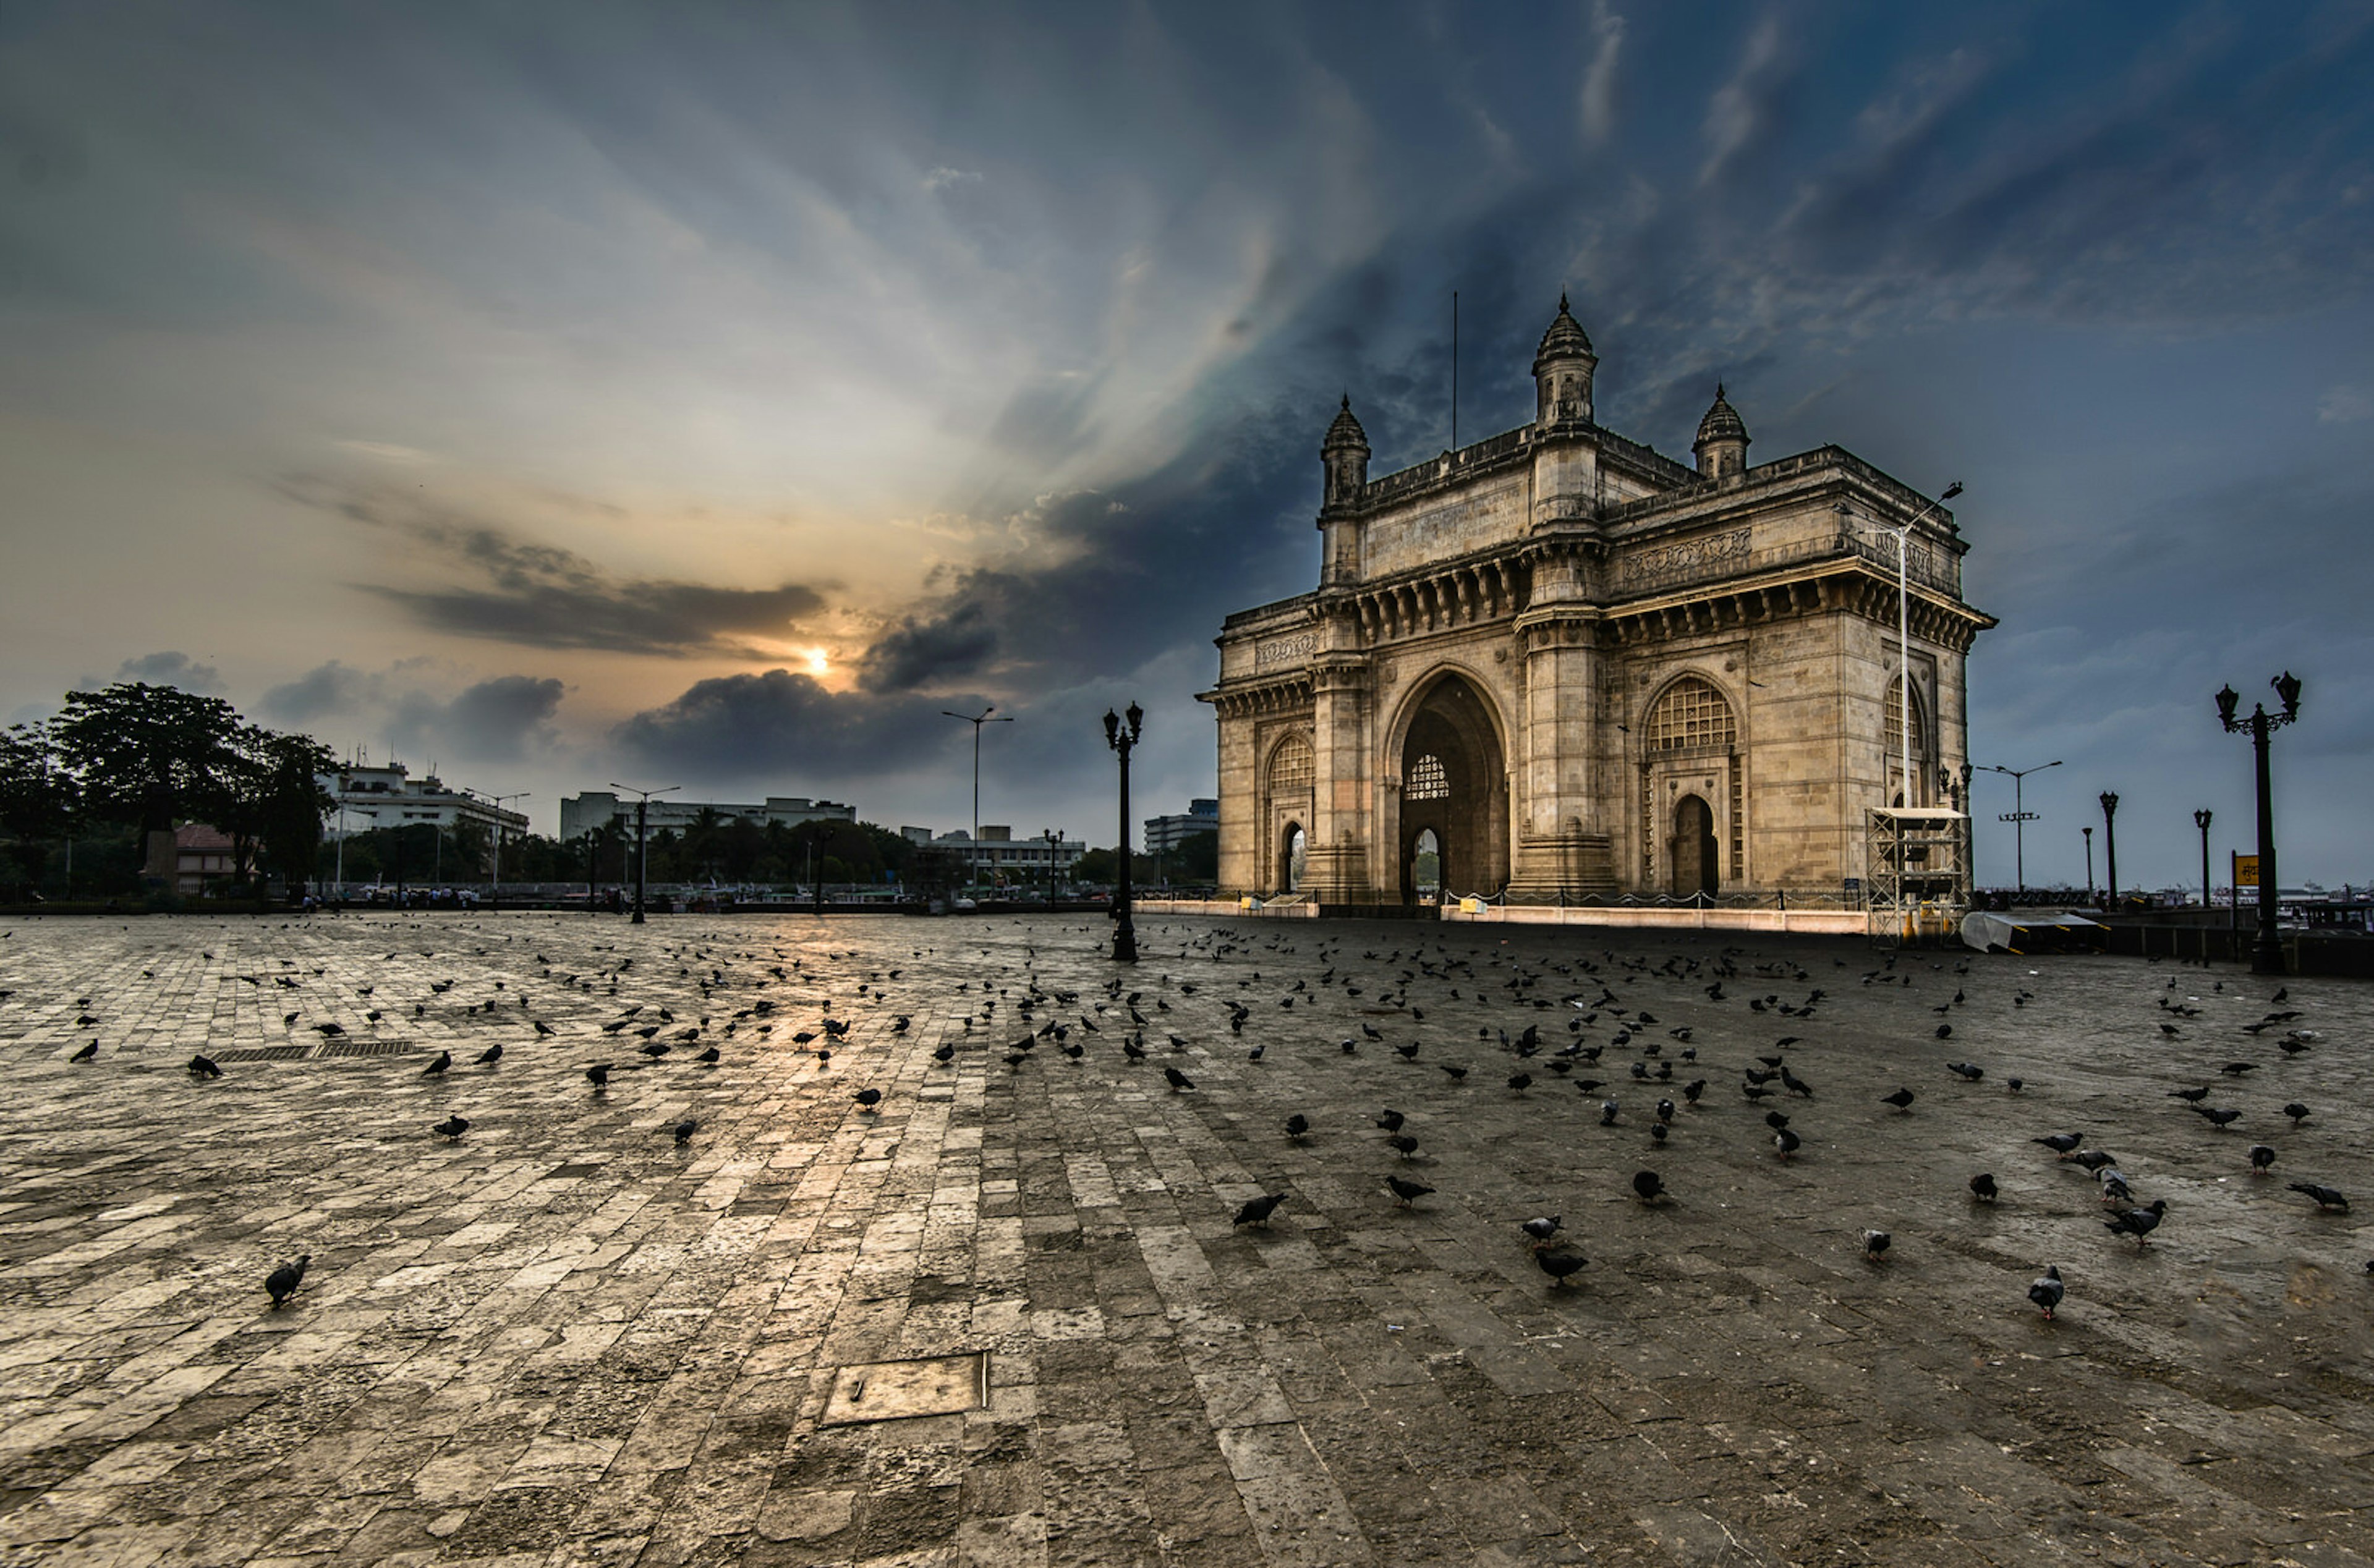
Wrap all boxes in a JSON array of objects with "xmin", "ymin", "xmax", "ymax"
[{"xmin": 1, "ymin": 912, "xmax": 2370, "ymax": 1568}]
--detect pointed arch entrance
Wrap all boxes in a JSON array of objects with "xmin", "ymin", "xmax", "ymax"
[
  {"xmin": 1670, "ymin": 795, "xmax": 1718, "ymax": 897},
  {"xmin": 1395, "ymin": 671, "xmax": 1508, "ymax": 903}
]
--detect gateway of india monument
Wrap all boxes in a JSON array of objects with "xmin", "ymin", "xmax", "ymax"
[{"xmin": 1201, "ymin": 296, "xmax": 1996, "ymax": 912}]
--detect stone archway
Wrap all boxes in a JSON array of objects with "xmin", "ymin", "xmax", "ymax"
[
  {"xmin": 1670, "ymin": 795, "xmax": 1718, "ymax": 898},
  {"xmin": 1395, "ymin": 672, "xmax": 1508, "ymax": 903},
  {"xmin": 1280, "ymin": 824, "xmax": 1307, "ymax": 894}
]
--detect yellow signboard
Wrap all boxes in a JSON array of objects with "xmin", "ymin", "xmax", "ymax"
[{"xmin": 2233, "ymin": 854, "xmax": 2260, "ymax": 888}]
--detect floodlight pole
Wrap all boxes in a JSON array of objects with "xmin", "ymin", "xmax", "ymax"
[
  {"xmin": 608, "ymin": 782, "xmax": 679, "ymax": 923},
  {"xmin": 1983, "ymin": 760, "xmax": 2061, "ymax": 894},
  {"xmin": 483, "ymin": 791, "xmax": 529, "ymax": 909},
  {"xmin": 1844, "ymin": 481, "xmax": 1961, "ymax": 811},
  {"xmin": 943, "ymin": 707, "xmax": 1012, "ymax": 899}
]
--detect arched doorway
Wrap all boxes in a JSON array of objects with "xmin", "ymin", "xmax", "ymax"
[
  {"xmin": 1281, "ymin": 824, "xmax": 1307, "ymax": 894},
  {"xmin": 1397, "ymin": 672, "xmax": 1508, "ymax": 903},
  {"xmin": 1670, "ymin": 796, "xmax": 1718, "ymax": 898},
  {"xmin": 1410, "ymin": 828, "xmax": 1441, "ymax": 903}
]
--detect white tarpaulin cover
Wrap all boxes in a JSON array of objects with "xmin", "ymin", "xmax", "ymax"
[{"xmin": 1961, "ymin": 910, "xmax": 2107, "ymax": 954}]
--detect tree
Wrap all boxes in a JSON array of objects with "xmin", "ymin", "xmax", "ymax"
[
  {"xmin": 53, "ymin": 683, "xmax": 241, "ymax": 845},
  {"xmin": 1176, "ymin": 829, "xmax": 1219, "ymax": 882},
  {"xmin": 0, "ymin": 723, "xmax": 76, "ymax": 898},
  {"xmin": 213, "ymin": 725, "xmax": 336, "ymax": 893}
]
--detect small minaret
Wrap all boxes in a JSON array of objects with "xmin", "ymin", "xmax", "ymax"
[
  {"xmin": 1692, "ymin": 384, "xmax": 1750, "ymax": 481},
  {"xmin": 1318, "ymin": 396, "xmax": 1369, "ymax": 586},
  {"xmin": 1532, "ymin": 293, "xmax": 1597, "ymax": 430}
]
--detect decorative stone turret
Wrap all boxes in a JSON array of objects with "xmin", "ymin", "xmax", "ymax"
[
  {"xmin": 1693, "ymin": 384, "xmax": 1750, "ymax": 481},
  {"xmin": 1533, "ymin": 294, "xmax": 1597, "ymax": 429},
  {"xmin": 1321, "ymin": 396, "xmax": 1369, "ymax": 513},
  {"xmin": 1318, "ymin": 396, "xmax": 1371, "ymax": 587}
]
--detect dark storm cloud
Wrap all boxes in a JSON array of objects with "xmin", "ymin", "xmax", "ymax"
[
  {"xmin": 260, "ymin": 661, "xmax": 373, "ymax": 723},
  {"xmin": 262, "ymin": 661, "xmax": 568, "ymax": 764},
  {"xmin": 612, "ymin": 669, "xmax": 976, "ymax": 781},
  {"xmin": 435, "ymin": 675, "xmax": 566, "ymax": 760},
  {"xmin": 279, "ymin": 476, "xmax": 827, "ymax": 656}
]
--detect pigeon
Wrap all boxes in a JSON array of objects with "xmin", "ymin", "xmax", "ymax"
[
  {"xmin": 1969, "ymin": 1173, "xmax": 1998, "ymax": 1203},
  {"xmin": 2249, "ymin": 1145, "xmax": 2277, "ymax": 1174},
  {"xmin": 1440, "ymin": 1064, "xmax": 1468, "ymax": 1082},
  {"xmin": 265, "ymin": 1254, "xmax": 310, "ymax": 1308},
  {"xmin": 69, "ymin": 1041, "xmax": 97, "ymax": 1062},
  {"xmin": 585, "ymin": 1063, "xmax": 610, "ymax": 1087},
  {"xmin": 474, "ymin": 1043, "xmax": 503, "ymax": 1066},
  {"xmin": 2167, "ymin": 1086, "xmax": 2210, "ymax": 1103},
  {"xmin": 1520, "ymin": 1215, "xmax": 1563, "ymax": 1247},
  {"xmin": 695, "ymin": 1046, "xmax": 720, "ymax": 1064},
  {"xmin": 1163, "ymin": 1067, "xmax": 1195, "ymax": 1091},
  {"xmin": 1633, "ymin": 1170, "xmax": 1666, "ymax": 1203},
  {"xmin": 1599, "ymin": 1100, "xmax": 1620, "ymax": 1126},
  {"xmin": 1536, "ymin": 1250, "xmax": 1588, "ymax": 1287},
  {"xmin": 2219, "ymin": 1061, "xmax": 2259, "ymax": 1076},
  {"xmin": 1388, "ymin": 1135, "xmax": 1419, "ymax": 1159},
  {"xmin": 533, "ymin": 1020, "xmax": 554, "ymax": 1037},
  {"xmin": 1233, "ymin": 1193, "xmax": 1288, "ymax": 1227},
  {"xmin": 1934, "ymin": 1024, "xmax": 1952, "ymax": 1040},
  {"xmin": 2033, "ymin": 1133, "xmax": 2083, "ymax": 1157},
  {"xmin": 2283, "ymin": 1103, "xmax": 2311, "ymax": 1127},
  {"xmin": 314, "ymin": 1022, "xmax": 345, "ymax": 1038},
  {"xmin": 1285, "ymin": 1114, "xmax": 1310, "ymax": 1140},
  {"xmin": 1507, "ymin": 1072, "xmax": 1533, "ymax": 1093},
  {"xmin": 2006, "ymin": 1077, "xmax": 2025, "ymax": 1093},
  {"xmin": 1654, "ymin": 1098, "xmax": 1675, "ymax": 1124},
  {"xmin": 854, "ymin": 1088, "xmax": 883, "ymax": 1111},
  {"xmin": 1385, "ymin": 1176, "xmax": 1434, "ymax": 1207},
  {"xmin": 1247, "ymin": 1043, "xmax": 1266, "ymax": 1062},
  {"xmin": 2104, "ymin": 1200, "xmax": 2167, "ymax": 1247},
  {"xmin": 423, "ymin": 1050, "xmax": 451, "ymax": 1075},
  {"xmin": 1861, "ymin": 1229, "xmax": 1891, "ymax": 1261},
  {"xmin": 2028, "ymin": 1265, "xmax": 2064, "ymax": 1320},
  {"xmin": 1946, "ymin": 1062, "xmax": 1983, "ymax": 1082},
  {"xmin": 2195, "ymin": 1106, "xmax": 2241, "ymax": 1130},
  {"xmin": 433, "ymin": 1115, "xmax": 469, "ymax": 1141},
  {"xmin": 1879, "ymin": 1088, "xmax": 1915, "ymax": 1112},
  {"xmin": 2071, "ymin": 1149, "xmax": 2118, "ymax": 1173},
  {"xmin": 1375, "ymin": 1109, "xmax": 1405, "ymax": 1132},
  {"xmin": 1773, "ymin": 1127, "xmax": 1801, "ymax": 1161},
  {"xmin": 2289, "ymin": 1184, "xmax": 2350, "ymax": 1213},
  {"xmin": 673, "ymin": 1118, "xmax": 697, "ymax": 1145},
  {"xmin": 187, "ymin": 1053, "xmax": 222, "ymax": 1079}
]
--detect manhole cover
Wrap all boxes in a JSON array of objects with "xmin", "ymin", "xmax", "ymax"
[
  {"xmin": 322, "ymin": 1040, "xmax": 420, "ymax": 1057},
  {"xmin": 820, "ymin": 1352, "xmax": 989, "ymax": 1425},
  {"xmin": 213, "ymin": 1045, "xmax": 316, "ymax": 1062}
]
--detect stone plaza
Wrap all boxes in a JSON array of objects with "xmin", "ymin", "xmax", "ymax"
[{"xmin": 2, "ymin": 911, "xmax": 2370, "ymax": 1567}]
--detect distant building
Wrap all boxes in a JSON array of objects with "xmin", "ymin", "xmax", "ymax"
[
  {"xmin": 322, "ymin": 763, "xmax": 530, "ymax": 842},
  {"xmin": 929, "ymin": 824, "xmax": 1085, "ymax": 886},
  {"xmin": 142, "ymin": 823, "xmax": 244, "ymax": 895},
  {"xmin": 557, "ymin": 792, "xmax": 856, "ymax": 843},
  {"xmin": 1144, "ymin": 799, "xmax": 1220, "ymax": 854}
]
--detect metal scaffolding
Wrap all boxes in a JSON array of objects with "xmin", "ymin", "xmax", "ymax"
[{"xmin": 1864, "ymin": 807, "xmax": 1971, "ymax": 947}]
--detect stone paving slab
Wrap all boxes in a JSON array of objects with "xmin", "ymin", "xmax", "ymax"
[{"xmin": 0, "ymin": 912, "xmax": 2370, "ymax": 1566}]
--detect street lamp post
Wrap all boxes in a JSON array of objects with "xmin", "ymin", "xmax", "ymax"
[
  {"xmin": 2218, "ymin": 673, "xmax": 2303, "ymax": 975},
  {"xmin": 2193, "ymin": 808, "xmax": 2213, "ymax": 917},
  {"xmin": 1843, "ymin": 482, "xmax": 1962, "ymax": 812},
  {"xmin": 1103, "ymin": 703, "xmax": 1143, "ymax": 964},
  {"xmin": 2098, "ymin": 792, "xmax": 2120, "ymax": 910},
  {"xmin": 607, "ymin": 783, "xmax": 679, "ymax": 924},
  {"xmin": 942, "ymin": 707, "xmax": 1013, "ymax": 900},
  {"xmin": 2082, "ymin": 827, "xmax": 2094, "ymax": 904},
  {"xmin": 1983, "ymin": 760, "xmax": 2061, "ymax": 894},
  {"xmin": 484, "ymin": 791, "xmax": 529, "ymax": 910},
  {"xmin": 1043, "ymin": 828, "xmax": 1061, "ymax": 905}
]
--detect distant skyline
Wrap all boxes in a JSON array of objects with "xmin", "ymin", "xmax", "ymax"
[{"xmin": 3, "ymin": 2, "xmax": 2368, "ymax": 884}]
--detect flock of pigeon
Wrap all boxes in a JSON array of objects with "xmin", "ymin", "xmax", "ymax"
[{"xmin": 24, "ymin": 916, "xmax": 2363, "ymax": 1325}]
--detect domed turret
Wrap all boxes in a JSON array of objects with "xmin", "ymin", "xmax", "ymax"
[
  {"xmin": 1321, "ymin": 394, "xmax": 1370, "ymax": 513},
  {"xmin": 1533, "ymin": 293, "xmax": 1598, "ymax": 428},
  {"xmin": 1692, "ymin": 384, "xmax": 1750, "ymax": 481}
]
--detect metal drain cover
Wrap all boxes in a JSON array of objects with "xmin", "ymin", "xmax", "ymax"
[{"xmin": 820, "ymin": 1352, "xmax": 989, "ymax": 1425}]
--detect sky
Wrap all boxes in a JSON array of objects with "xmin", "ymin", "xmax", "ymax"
[{"xmin": 2, "ymin": 1, "xmax": 2370, "ymax": 889}]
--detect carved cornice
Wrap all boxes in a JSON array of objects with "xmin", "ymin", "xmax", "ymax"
[{"xmin": 1199, "ymin": 676, "xmax": 1314, "ymax": 718}]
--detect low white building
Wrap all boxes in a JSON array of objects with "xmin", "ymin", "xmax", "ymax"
[
  {"xmin": 321, "ymin": 763, "xmax": 529, "ymax": 841},
  {"xmin": 558, "ymin": 792, "xmax": 857, "ymax": 842},
  {"xmin": 929, "ymin": 825, "xmax": 1084, "ymax": 886}
]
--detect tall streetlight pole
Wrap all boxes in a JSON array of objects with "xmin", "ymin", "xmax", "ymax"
[
  {"xmin": 1104, "ymin": 703, "xmax": 1143, "ymax": 964},
  {"xmin": 2218, "ymin": 673, "xmax": 2303, "ymax": 975},
  {"xmin": 2098, "ymin": 792, "xmax": 2120, "ymax": 910},
  {"xmin": 1843, "ymin": 482, "xmax": 1963, "ymax": 812},
  {"xmin": 942, "ymin": 708, "xmax": 1012, "ymax": 900},
  {"xmin": 2193, "ymin": 808, "xmax": 2213, "ymax": 917},
  {"xmin": 608, "ymin": 783, "xmax": 679, "ymax": 924},
  {"xmin": 1043, "ymin": 828, "xmax": 1061, "ymax": 905},
  {"xmin": 2082, "ymin": 826, "xmax": 2094, "ymax": 904},
  {"xmin": 1983, "ymin": 759, "xmax": 2060, "ymax": 894},
  {"xmin": 483, "ymin": 791, "xmax": 529, "ymax": 910}
]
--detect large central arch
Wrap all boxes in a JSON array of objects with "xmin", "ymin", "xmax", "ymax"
[{"xmin": 1392, "ymin": 670, "xmax": 1509, "ymax": 902}]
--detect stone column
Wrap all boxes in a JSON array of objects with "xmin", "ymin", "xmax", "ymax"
[
  {"xmin": 1303, "ymin": 610, "xmax": 1373, "ymax": 904},
  {"xmin": 1507, "ymin": 549, "xmax": 1612, "ymax": 899}
]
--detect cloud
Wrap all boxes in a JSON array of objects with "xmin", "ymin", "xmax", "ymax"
[
  {"xmin": 1578, "ymin": 1, "xmax": 1625, "ymax": 147},
  {"xmin": 860, "ymin": 600, "xmax": 1000, "ymax": 693},
  {"xmin": 281, "ymin": 476, "xmax": 829, "ymax": 656},
  {"xmin": 613, "ymin": 668, "xmax": 974, "ymax": 781},
  {"xmin": 922, "ymin": 166, "xmax": 982, "ymax": 193},
  {"xmin": 260, "ymin": 659, "xmax": 566, "ymax": 765},
  {"xmin": 260, "ymin": 659, "xmax": 377, "ymax": 723},
  {"xmin": 2319, "ymin": 384, "xmax": 2372, "ymax": 423},
  {"xmin": 426, "ymin": 675, "xmax": 565, "ymax": 760},
  {"xmin": 1697, "ymin": 12, "xmax": 1788, "ymax": 187},
  {"xmin": 113, "ymin": 651, "xmax": 225, "ymax": 693}
]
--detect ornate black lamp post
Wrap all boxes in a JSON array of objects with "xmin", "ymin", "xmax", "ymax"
[
  {"xmin": 2098, "ymin": 792, "xmax": 2119, "ymax": 910},
  {"xmin": 2082, "ymin": 827, "xmax": 2094, "ymax": 904},
  {"xmin": 2218, "ymin": 672, "xmax": 2302, "ymax": 975},
  {"xmin": 2193, "ymin": 808, "xmax": 2213, "ymax": 917},
  {"xmin": 1103, "ymin": 703, "xmax": 1142, "ymax": 963}
]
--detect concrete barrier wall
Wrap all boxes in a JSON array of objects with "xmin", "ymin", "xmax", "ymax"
[{"xmin": 1442, "ymin": 904, "xmax": 1868, "ymax": 934}]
